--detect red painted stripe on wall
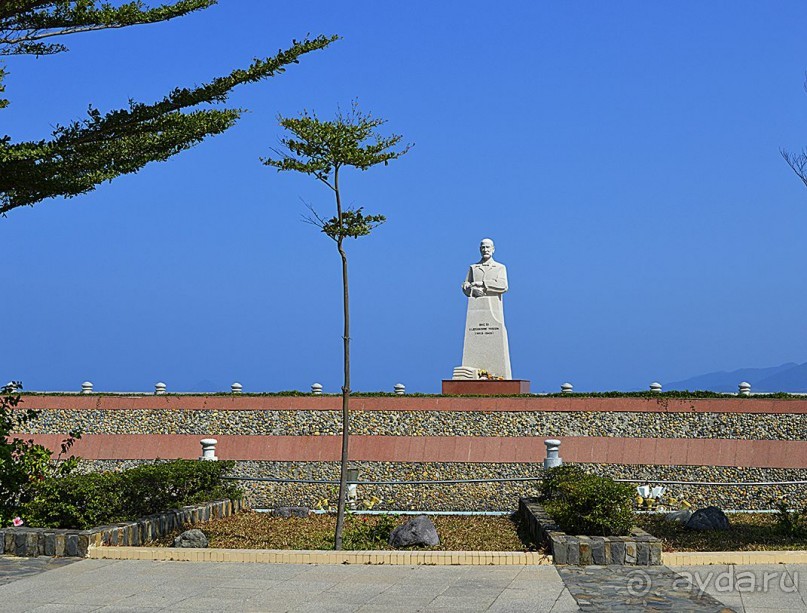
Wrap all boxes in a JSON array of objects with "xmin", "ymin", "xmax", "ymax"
[
  {"xmin": 11, "ymin": 434, "xmax": 807, "ymax": 468},
  {"xmin": 13, "ymin": 395, "xmax": 807, "ymax": 413}
]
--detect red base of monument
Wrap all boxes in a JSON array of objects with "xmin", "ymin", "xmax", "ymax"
[{"xmin": 441, "ymin": 379, "xmax": 531, "ymax": 395}]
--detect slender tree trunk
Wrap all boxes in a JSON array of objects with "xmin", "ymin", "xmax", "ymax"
[{"xmin": 333, "ymin": 169, "xmax": 351, "ymax": 551}]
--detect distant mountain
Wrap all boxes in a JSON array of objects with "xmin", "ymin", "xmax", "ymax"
[
  {"xmin": 754, "ymin": 362, "xmax": 807, "ymax": 392},
  {"xmin": 664, "ymin": 362, "xmax": 807, "ymax": 393}
]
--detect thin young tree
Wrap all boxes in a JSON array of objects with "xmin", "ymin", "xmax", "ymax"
[{"xmin": 262, "ymin": 103, "xmax": 410, "ymax": 549}]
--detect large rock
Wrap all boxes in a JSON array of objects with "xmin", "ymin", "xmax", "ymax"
[
  {"xmin": 173, "ymin": 528, "xmax": 208, "ymax": 548},
  {"xmin": 273, "ymin": 506, "xmax": 310, "ymax": 518},
  {"xmin": 389, "ymin": 515, "xmax": 439, "ymax": 548},
  {"xmin": 685, "ymin": 506, "xmax": 730, "ymax": 531},
  {"xmin": 664, "ymin": 510, "xmax": 692, "ymax": 525}
]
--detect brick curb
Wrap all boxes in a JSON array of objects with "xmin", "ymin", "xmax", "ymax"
[
  {"xmin": 663, "ymin": 550, "xmax": 807, "ymax": 565},
  {"xmin": 86, "ymin": 547, "xmax": 807, "ymax": 566},
  {"xmin": 87, "ymin": 546, "xmax": 553, "ymax": 565}
]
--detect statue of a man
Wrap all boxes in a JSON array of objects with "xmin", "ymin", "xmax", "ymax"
[
  {"xmin": 456, "ymin": 238, "xmax": 512, "ymax": 379},
  {"xmin": 462, "ymin": 238, "xmax": 508, "ymax": 298}
]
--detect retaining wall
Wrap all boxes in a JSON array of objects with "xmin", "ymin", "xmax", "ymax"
[
  {"xmin": 518, "ymin": 497, "xmax": 663, "ymax": 566},
  {"xmin": 9, "ymin": 394, "xmax": 807, "ymax": 511},
  {"xmin": 0, "ymin": 499, "xmax": 241, "ymax": 558}
]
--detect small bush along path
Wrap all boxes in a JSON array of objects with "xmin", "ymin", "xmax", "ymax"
[
  {"xmin": 21, "ymin": 460, "xmax": 240, "ymax": 529},
  {"xmin": 150, "ymin": 511, "xmax": 542, "ymax": 552},
  {"xmin": 636, "ymin": 513, "xmax": 807, "ymax": 552}
]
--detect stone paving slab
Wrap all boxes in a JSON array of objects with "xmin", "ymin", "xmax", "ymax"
[
  {"xmin": 557, "ymin": 564, "xmax": 733, "ymax": 612},
  {"xmin": 0, "ymin": 555, "xmax": 81, "ymax": 586}
]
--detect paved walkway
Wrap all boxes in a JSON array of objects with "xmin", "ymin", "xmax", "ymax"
[
  {"xmin": 0, "ymin": 558, "xmax": 577, "ymax": 612},
  {"xmin": 0, "ymin": 556, "xmax": 80, "ymax": 587},
  {"xmin": 669, "ymin": 564, "xmax": 806, "ymax": 613},
  {"xmin": 1, "ymin": 557, "xmax": 806, "ymax": 612},
  {"xmin": 559, "ymin": 565, "xmax": 730, "ymax": 611}
]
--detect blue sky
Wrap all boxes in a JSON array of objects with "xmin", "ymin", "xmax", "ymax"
[{"xmin": 4, "ymin": 1, "xmax": 807, "ymax": 393}]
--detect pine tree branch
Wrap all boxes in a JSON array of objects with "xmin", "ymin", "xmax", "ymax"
[
  {"xmin": 0, "ymin": 1, "xmax": 216, "ymax": 55},
  {"xmin": 0, "ymin": 33, "xmax": 337, "ymax": 214}
]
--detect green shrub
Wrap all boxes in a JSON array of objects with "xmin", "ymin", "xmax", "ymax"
[
  {"xmin": 540, "ymin": 465, "xmax": 634, "ymax": 536},
  {"xmin": 0, "ymin": 382, "xmax": 81, "ymax": 526},
  {"xmin": 771, "ymin": 498, "xmax": 807, "ymax": 538},
  {"xmin": 540, "ymin": 465, "xmax": 589, "ymax": 502},
  {"xmin": 22, "ymin": 472, "xmax": 121, "ymax": 529},
  {"xmin": 22, "ymin": 459, "xmax": 242, "ymax": 529},
  {"xmin": 116, "ymin": 460, "xmax": 241, "ymax": 519},
  {"xmin": 342, "ymin": 514, "xmax": 398, "ymax": 549}
]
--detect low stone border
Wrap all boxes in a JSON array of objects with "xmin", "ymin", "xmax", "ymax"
[
  {"xmin": 89, "ymin": 546, "xmax": 552, "ymax": 565},
  {"xmin": 663, "ymin": 550, "xmax": 807, "ymax": 565},
  {"xmin": 0, "ymin": 498, "xmax": 242, "ymax": 558},
  {"xmin": 519, "ymin": 497, "xmax": 662, "ymax": 566}
]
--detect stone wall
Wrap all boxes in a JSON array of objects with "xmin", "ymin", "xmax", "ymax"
[
  {"xmin": 10, "ymin": 394, "xmax": 806, "ymax": 511},
  {"xmin": 0, "ymin": 499, "xmax": 241, "ymax": 558},
  {"xmin": 21, "ymin": 407, "xmax": 806, "ymax": 440},
  {"xmin": 518, "ymin": 497, "xmax": 662, "ymax": 566}
]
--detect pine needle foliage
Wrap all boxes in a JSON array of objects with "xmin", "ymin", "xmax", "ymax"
[
  {"xmin": 0, "ymin": 1, "xmax": 337, "ymax": 215},
  {"xmin": 0, "ymin": 1, "xmax": 216, "ymax": 57}
]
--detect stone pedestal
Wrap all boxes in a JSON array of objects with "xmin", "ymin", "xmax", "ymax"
[
  {"xmin": 442, "ymin": 379, "xmax": 530, "ymax": 395},
  {"xmin": 459, "ymin": 292, "xmax": 511, "ymax": 379}
]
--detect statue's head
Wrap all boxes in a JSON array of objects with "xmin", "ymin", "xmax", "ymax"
[{"xmin": 479, "ymin": 238, "xmax": 495, "ymax": 261}]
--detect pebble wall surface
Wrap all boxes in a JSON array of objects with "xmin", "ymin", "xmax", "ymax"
[
  {"xmin": 17, "ymin": 396, "xmax": 805, "ymax": 513},
  {"xmin": 78, "ymin": 459, "xmax": 807, "ymax": 512},
  {"xmin": 19, "ymin": 408, "xmax": 807, "ymax": 440}
]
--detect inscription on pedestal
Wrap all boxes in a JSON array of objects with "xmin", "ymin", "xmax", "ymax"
[{"xmin": 469, "ymin": 322, "xmax": 501, "ymax": 336}]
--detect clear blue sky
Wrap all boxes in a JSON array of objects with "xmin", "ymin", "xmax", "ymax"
[{"xmin": 4, "ymin": 1, "xmax": 807, "ymax": 393}]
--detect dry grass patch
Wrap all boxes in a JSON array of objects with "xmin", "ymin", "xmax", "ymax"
[
  {"xmin": 150, "ymin": 511, "xmax": 541, "ymax": 552},
  {"xmin": 636, "ymin": 513, "xmax": 807, "ymax": 552}
]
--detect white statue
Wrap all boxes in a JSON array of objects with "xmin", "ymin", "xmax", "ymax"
[
  {"xmin": 455, "ymin": 238, "xmax": 512, "ymax": 380},
  {"xmin": 462, "ymin": 238, "xmax": 508, "ymax": 299}
]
